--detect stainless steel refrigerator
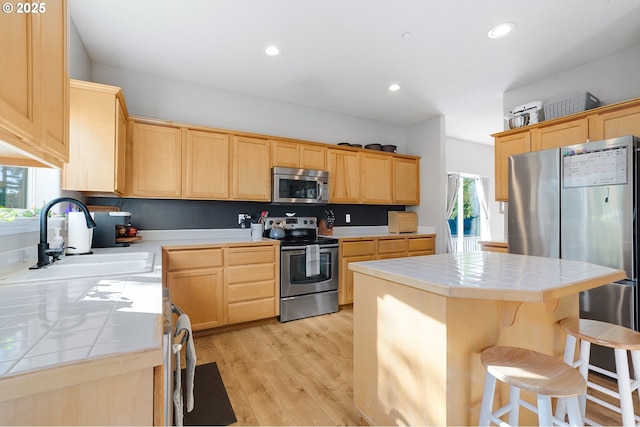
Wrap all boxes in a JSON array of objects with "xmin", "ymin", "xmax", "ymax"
[{"xmin": 508, "ymin": 135, "xmax": 639, "ymax": 371}]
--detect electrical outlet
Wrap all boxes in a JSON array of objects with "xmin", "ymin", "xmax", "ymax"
[
  {"xmin": 346, "ymin": 213, "xmax": 351, "ymax": 223},
  {"xmin": 238, "ymin": 213, "xmax": 248, "ymax": 224}
]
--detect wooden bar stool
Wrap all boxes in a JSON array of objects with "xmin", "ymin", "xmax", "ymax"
[
  {"xmin": 556, "ymin": 318, "xmax": 640, "ymax": 426},
  {"xmin": 479, "ymin": 346, "xmax": 586, "ymax": 426}
]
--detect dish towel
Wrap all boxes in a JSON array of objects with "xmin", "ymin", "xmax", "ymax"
[
  {"xmin": 174, "ymin": 313, "xmax": 197, "ymax": 426},
  {"xmin": 306, "ymin": 244, "xmax": 320, "ymax": 277}
]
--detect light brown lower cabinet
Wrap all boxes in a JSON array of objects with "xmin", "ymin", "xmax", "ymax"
[
  {"xmin": 408, "ymin": 237, "xmax": 436, "ymax": 256},
  {"xmin": 339, "ymin": 234, "xmax": 435, "ymax": 304},
  {"xmin": 167, "ymin": 268, "xmax": 224, "ymax": 331},
  {"xmin": 377, "ymin": 237, "xmax": 409, "ymax": 259},
  {"xmin": 0, "ymin": 351, "xmax": 160, "ymax": 425},
  {"xmin": 163, "ymin": 242, "xmax": 279, "ymax": 332},
  {"xmin": 226, "ymin": 246, "xmax": 278, "ymax": 324},
  {"xmin": 479, "ymin": 241, "xmax": 508, "ymax": 253}
]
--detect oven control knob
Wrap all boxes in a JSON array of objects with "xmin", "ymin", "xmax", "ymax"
[
  {"xmin": 303, "ymin": 220, "xmax": 308, "ymax": 224},
  {"xmin": 268, "ymin": 220, "xmax": 273, "ymax": 225},
  {"xmin": 309, "ymin": 219, "xmax": 314, "ymax": 224}
]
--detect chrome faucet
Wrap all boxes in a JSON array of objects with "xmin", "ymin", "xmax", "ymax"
[{"xmin": 33, "ymin": 197, "xmax": 97, "ymax": 268}]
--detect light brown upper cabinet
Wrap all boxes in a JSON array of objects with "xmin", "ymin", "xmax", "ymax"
[
  {"xmin": 300, "ymin": 143, "xmax": 326, "ymax": 170},
  {"xmin": 0, "ymin": 0, "xmax": 69, "ymax": 168},
  {"xmin": 594, "ymin": 103, "xmax": 640, "ymax": 140},
  {"xmin": 0, "ymin": 13, "xmax": 39, "ymax": 149},
  {"xmin": 63, "ymin": 80, "xmax": 128, "ymax": 195},
  {"xmin": 271, "ymin": 139, "xmax": 299, "ymax": 168},
  {"xmin": 530, "ymin": 118, "xmax": 589, "ymax": 151},
  {"xmin": 494, "ymin": 131, "xmax": 531, "ymax": 201},
  {"xmin": 327, "ymin": 148, "xmax": 360, "ymax": 203},
  {"xmin": 393, "ymin": 156, "xmax": 420, "ymax": 205},
  {"xmin": 39, "ymin": 0, "xmax": 69, "ymax": 165},
  {"xmin": 361, "ymin": 152, "xmax": 393, "ymax": 204},
  {"xmin": 493, "ymin": 97, "xmax": 640, "ymax": 202},
  {"xmin": 230, "ymin": 135, "xmax": 271, "ymax": 201},
  {"xmin": 271, "ymin": 139, "xmax": 326, "ymax": 170},
  {"xmin": 130, "ymin": 121, "xmax": 183, "ymax": 198},
  {"xmin": 184, "ymin": 129, "xmax": 230, "ymax": 199},
  {"xmin": 62, "ymin": 83, "xmax": 420, "ymax": 204}
]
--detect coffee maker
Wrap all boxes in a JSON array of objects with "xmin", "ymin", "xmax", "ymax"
[{"xmin": 92, "ymin": 211, "xmax": 132, "ymax": 247}]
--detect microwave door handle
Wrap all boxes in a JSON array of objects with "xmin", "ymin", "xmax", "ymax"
[{"xmin": 318, "ymin": 182, "xmax": 323, "ymax": 201}]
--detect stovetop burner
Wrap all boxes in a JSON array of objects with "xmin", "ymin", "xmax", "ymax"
[{"xmin": 263, "ymin": 216, "xmax": 338, "ymax": 246}]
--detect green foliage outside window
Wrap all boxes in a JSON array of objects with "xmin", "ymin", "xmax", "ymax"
[
  {"xmin": 449, "ymin": 177, "xmax": 480, "ymax": 237},
  {"xmin": 0, "ymin": 166, "xmax": 28, "ymax": 209},
  {"xmin": 451, "ymin": 178, "xmax": 477, "ymax": 219}
]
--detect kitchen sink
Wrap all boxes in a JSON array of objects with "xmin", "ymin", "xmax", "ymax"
[{"xmin": 0, "ymin": 252, "xmax": 155, "ymax": 284}]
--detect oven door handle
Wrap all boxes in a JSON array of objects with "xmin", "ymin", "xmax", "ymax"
[{"xmin": 281, "ymin": 244, "xmax": 339, "ymax": 251}]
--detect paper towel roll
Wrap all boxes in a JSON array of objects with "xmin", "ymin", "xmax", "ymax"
[{"xmin": 67, "ymin": 212, "xmax": 94, "ymax": 254}]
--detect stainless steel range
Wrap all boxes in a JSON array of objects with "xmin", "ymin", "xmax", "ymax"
[{"xmin": 264, "ymin": 216, "xmax": 339, "ymax": 322}]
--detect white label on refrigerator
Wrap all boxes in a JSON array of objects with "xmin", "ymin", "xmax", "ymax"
[{"xmin": 563, "ymin": 146, "xmax": 627, "ymax": 188}]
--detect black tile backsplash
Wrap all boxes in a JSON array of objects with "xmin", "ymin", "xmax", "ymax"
[{"xmin": 86, "ymin": 198, "xmax": 405, "ymax": 230}]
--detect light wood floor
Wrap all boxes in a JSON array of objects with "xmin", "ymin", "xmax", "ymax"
[
  {"xmin": 192, "ymin": 307, "xmax": 638, "ymax": 426},
  {"xmin": 192, "ymin": 307, "xmax": 361, "ymax": 426}
]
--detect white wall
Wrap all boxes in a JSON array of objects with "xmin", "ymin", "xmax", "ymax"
[
  {"xmin": 90, "ymin": 63, "xmax": 408, "ymax": 151},
  {"xmin": 503, "ymin": 44, "xmax": 640, "ymax": 125},
  {"xmin": 68, "ymin": 18, "xmax": 91, "ymax": 81},
  {"xmin": 406, "ymin": 116, "xmax": 447, "ymax": 253},
  {"xmin": 445, "ymin": 137, "xmax": 504, "ymax": 241}
]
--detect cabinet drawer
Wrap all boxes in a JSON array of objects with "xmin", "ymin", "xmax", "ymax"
[
  {"xmin": 377, "ymin": 238, "xmax": 407, "ymax": 254},
  {"xmin": 408, "ymin": 237, "xmax": 434, "ymax": 252},
  {"xmin": 408, "ymin": 251, "xmax": 434, "ymax": 256},
  {"xmin": 227, "ymin": 247, "xmax": 275, "ymax": 266},
  {"xmin": 165, "ymin": 248, "xmax": 223, "ymax": 270},
  {"xmin": 227, "ymin": 298, "xmax": 276, "ymax": 324},
  {"xmin": 481, "ymin": 242, "xmax": 509, "ymax": 253},
  {"xmin": 227, "ymin": 263, "xmax": 275, "ymax": 284},
  {"xmin": 377, "ymin": 252, "xmax": 407, "ymax": 260},
  {"xmin": 228, "ymin": 280, "xmax": 275, "ymax": 303},
  {"xmin": 341, "ymin": 240, "xmax": 375, "ymax": 257}
]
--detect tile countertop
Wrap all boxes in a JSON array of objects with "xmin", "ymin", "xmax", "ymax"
[
  {"xmin": 0, "ymin": 228, "xmax": 276, "ymax": 381},
  {"xmin": 0, "ymin": 255, "xmax": 164, "ymax": 379},
  {"xmin": 349, "ymin": 251, "xmax": 626, "ymax": 302}
]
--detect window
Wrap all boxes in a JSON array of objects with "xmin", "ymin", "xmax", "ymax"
[
  {"xmin": 448, "ymin": 175, "xmax": 482, "ymax": 252},
  {"xmin": 0, "ymin": 165, "xmax": 60, "ymax": 245},
  {"xmin": 0, "ymin": 165, "xmax": 60, "ymax": 224},
  {"xmin": 0, "ymin": 166, "xmax": 29, "ymax": 208}
]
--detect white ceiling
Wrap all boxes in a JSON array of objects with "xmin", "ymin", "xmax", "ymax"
[{"xmin": 69, "ymin": 0, "xmax": 640, "ymax": 145}]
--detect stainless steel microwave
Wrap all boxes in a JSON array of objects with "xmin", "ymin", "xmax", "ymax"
[{"xmin": 272, "ymin": 167, "xmax": 329, "ymax": 204}]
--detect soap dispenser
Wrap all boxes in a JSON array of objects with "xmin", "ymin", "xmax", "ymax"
[{"xmin": 50, "ymin": 228, "xmax": 65, "ymax": 258}]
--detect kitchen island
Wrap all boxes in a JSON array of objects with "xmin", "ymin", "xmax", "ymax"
[{"xmin": 349, "ymin": 252, "xmax": 626, "ymax": 426}]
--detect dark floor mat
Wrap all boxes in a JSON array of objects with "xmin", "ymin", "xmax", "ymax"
[{"xmin": 178, "ymin": 362, "xmax": 237, "ymax": 426}]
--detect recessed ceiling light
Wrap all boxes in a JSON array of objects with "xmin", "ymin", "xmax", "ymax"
[
  {"xmin": 488, "ymin": 22, "xmax": 516, "ymax": 39},
  {"xmin": 265, "ymin": 45, "xmax": 281, "ymax": 56},
  {"xmin": 388, "ymin": 84, "xmax": 401, "ymax": 92},
  {"xmin": 402, "ymin": 32, "xmax": 412, "ymax": 40}
]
